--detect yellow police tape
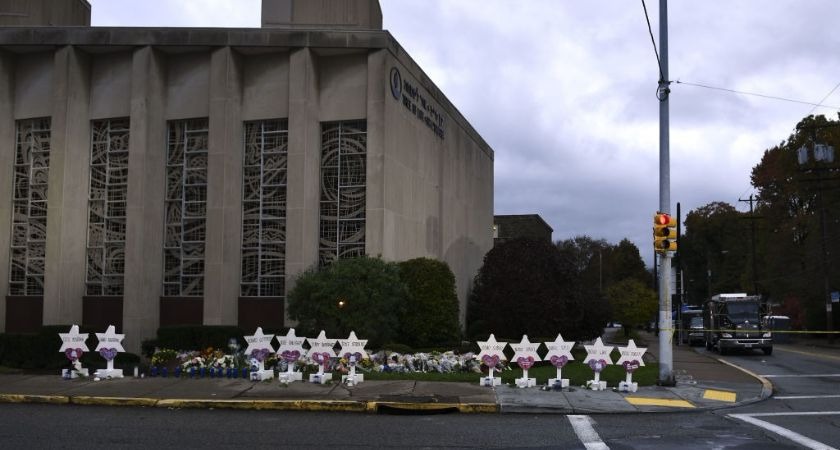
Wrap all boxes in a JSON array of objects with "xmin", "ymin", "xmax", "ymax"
[{"xmin": 658, "ymin": 328, "xmax": 840, "ymax": 334}]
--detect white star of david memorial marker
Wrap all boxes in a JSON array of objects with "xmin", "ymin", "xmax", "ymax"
[
  {"xmin": 95, "ymin": 325, "xmax": 125, "ymax": 353},
  {"xmin": 94, "ymin": 325, "xmax": 125, "ymax": 378},
  {"xmin": 58, "ymin": 325, "xmax": 90, "ymax": 379},
  {"xmin": 338, "ymin": 331, "xmax": 368, "ymax": 385},
  {"xmin": 616, "ymin": 339, "xmax": 647, "ymax": 392},
  {"xmin": 583, "ymin": 337, "xmax": 613, "ymax": 390},
  {"xmin": 59, "ymin": 324, "xmax": 90, "ymax": 353},
  {"xmin": 544, "ymin": 334, "xmax": 575, "ymax": 388},
  {"xmin": 510, "ymin": 335, "xmax": 541, "ymax": 388},
  {"xmin": 306, "ymin": 330, "xmax": 337, "ymax": 384},
  {"xmin": 476, "ymin": 334, "xmax": 507, "ymax": 387},
  {"xmin": 275, "ymin": 328, "xmax": 307, "ymax": 383},
  {"xmin": 244, "ymin": 327, "xmax": 275, "ymax": 380}
]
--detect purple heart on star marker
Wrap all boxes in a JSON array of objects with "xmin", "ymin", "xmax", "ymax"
[
  {"xmin": 251, "ymin": 348, "xmax": 270, "ymax": 362},
  {"xmin": 312, "ymin": 352, "xmax": 332, "ymax": 368},
  {"xmin": 588, "ymin": 359, "xmax": 607, "ymax": 373},
  {"xmin": 281, "ymin": 350, "xmax": 300, "ymax": 362},
  {"xmin": 344, "ymin": 352, "xmax": 362, "ymax": 362},
  {"xmin": 65, "ymin": 348, "xmax": 83, "ymax": 361},
  {"xmin": 517, "ymin": 356, "xmax": 534, "ymax": 370},
  {"xmin": 622, "ymin": 360, "xmax": 641, "ymax": 373},
  {"xmin": 481, "ymin": 354, "xmax": 500, "ymax": 368},
  {"xmin": 550, "ymin": 355, "xmax": 568, "ymax": 368},
  {"xmin": 99, "ymin": 348, "xmax": 118, "ymax": 361}
]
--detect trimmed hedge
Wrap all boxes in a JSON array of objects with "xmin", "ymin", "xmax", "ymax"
[
  {"xmin": 151, "ymin": 325, "xmax": 249, "ymax": 354},
  {"xmin": 0, "ymin": 325, "xmax": 140, "ymax": 370}
]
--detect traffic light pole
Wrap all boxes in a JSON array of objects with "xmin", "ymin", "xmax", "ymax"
[{"xmin": 657, "ymin": 0, "xmax": 675, "ymax": 386}]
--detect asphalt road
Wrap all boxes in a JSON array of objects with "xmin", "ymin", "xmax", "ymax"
[
  {"xmin": 0, "ymin": 342, "xmax": 837, "ymax": 449},
  {"xmin": 711, "ymin": 343, "xmax": 840, "ymax": 449}
]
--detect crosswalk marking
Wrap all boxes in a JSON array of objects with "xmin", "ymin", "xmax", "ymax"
[
  {"xmin": 729, "ymin": 412, "xmax": 840, "ymax": 450},
  {"xmin": 568, "ymin": 415, "xmax": 609, "ymax": 450}
]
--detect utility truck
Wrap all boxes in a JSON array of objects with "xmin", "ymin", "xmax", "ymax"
[{"xmin": 703, "ymin": 293, "xmax": 772, "ymax": 355}]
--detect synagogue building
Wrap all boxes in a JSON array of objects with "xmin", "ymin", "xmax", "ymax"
[{"xmin": 0, "ymin": 0, "xmax": 494, "ymax": 352}]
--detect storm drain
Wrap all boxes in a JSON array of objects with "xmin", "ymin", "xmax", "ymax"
[{"xmin": 375, "ymin": 395, "xmax": 460, "ymax": 415}]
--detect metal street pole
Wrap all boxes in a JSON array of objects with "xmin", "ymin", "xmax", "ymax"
[{"xmin": 658, "ymin": 0, "xmax": 674, "ymax": 385}]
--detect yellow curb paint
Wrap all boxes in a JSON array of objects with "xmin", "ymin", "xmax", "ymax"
[
  {"xmin": 458, "ymin": 403, "xmax": 499, "ymax": 414},
  {"xmin": 625, "ymin": 397, "xmax": 695, "ymax": 408},
  {"xmin": 70, "ymin": 396, "xmax": 158, "ymax": 407},
  {"xmin": 155, "ymin": 399, "xmax": 367, "ymax": 412},
  {"xmin": 0, "ymin": 394, "xmax": 69, "ymax": 404},
  {"xmin": 715, "ymin": 357, "xmax": 773, "ymax": 398},
  {"xmin": 703, "ymin": 389, "xmax": 737, "ymax": 402}
]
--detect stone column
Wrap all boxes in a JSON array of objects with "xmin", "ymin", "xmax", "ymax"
[
  {"xmin": 365, "ymin": 49, "xmax": 385, "ymax": 258},
  {"xmin": 0, "ymin": 51, "xmax": 14, "ymax": 331},
  {"xmin": 122, "ymin": 46, "xmax": 166, "ymax": 354},
  {"xmin": 285, "ymin": 47, "xmax": 320, "ymax": 321},
  {"xmin": 43, "ymin": 46, "xmax": 90, "ymax": 325},
  {"xmin": 204, "ymin": 47, "xmax": 242, "ymax": 325}
]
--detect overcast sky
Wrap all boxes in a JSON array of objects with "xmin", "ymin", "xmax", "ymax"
[{"xmin": 89, "ymin": 0, "xmax": 840, "ymax": 266}]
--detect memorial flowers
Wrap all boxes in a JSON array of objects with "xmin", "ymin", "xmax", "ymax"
[{"xmin": 367, "ymin": 351, "xmax": 486, "ymax": 374}]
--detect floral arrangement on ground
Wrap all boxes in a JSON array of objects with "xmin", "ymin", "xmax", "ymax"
[
  {"xmin": 150, "ymin": 346, "xmax": 493, "ymax": 376},
  {"xmin": 146, "ymin": 344, "xmax": 658, "ymax": 386}
]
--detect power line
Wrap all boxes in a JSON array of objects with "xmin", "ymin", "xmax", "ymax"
[
  {"xmin": 675, "ymin": 80, "xmax": 840, "ymax": 111},
  {"xmin": 640, "ymin": 0, "xmax": 664, "ymax": 82},
  {"xmin": 806, "ymin": 80, "xmax": 840, "ymax": 117}
]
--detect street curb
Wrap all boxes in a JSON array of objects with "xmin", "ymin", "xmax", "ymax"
[
  {"xmin": 713, "ymin": 356, "xmax": 774, "ymax": 402},
  {"xmin": 156, "ymin": 399, "xmax": 498, "ymax": 414},
  {"xmin": 0, "ymin": 393, "xmax": 69, "ymax": 405},
  {"xmin": 71, "ymin": 396, "xmax": 159, "ymax": 407},
  {"xmin": 156, "ymin": 398, "xmax": 369, "ymax": 412},
  {"xmin": 0, "ymin": 393, "xmax": 498, "ymax": 414}
]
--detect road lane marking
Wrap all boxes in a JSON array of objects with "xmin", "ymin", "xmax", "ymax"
[
  {"xmin": 775, "ymin": 395, "xmax": 840, "ymax": 400},
  {"xmin": 568, "ymin": 415, "xmax": 609, "ymax": 450},
  {"xmin": 775, "ymin": 394, "xmax": 840, "ymax": 400},
  {"xmin": 624, "ymin": 397, "xmax": 694, "ymax": 408},
  {"xmin": 703, "ymin": 389, "xmax": 736, "ymax": 402},
  {"xmin": 763, "ymin": 374, "xmax": 840, "ymax": 378},
  {"xmin": 729, "ymin": 412, "xmax": 840, "ymax": 450},
  {"xmin": 775, "ymin": 347, "xmax": 840, "ymax": 361}
]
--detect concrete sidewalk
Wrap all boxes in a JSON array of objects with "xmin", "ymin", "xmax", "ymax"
[{"xmin": 0, "ymin": 332, "xmax": 771, "ymax": 414}]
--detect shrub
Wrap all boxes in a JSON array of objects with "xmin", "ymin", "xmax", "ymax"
[
  {"xmin": 154, "ymin": 325, "xmax": 246, "ymax": 352},
  {"xmin": 287, "ymin": 256, "xmax": 408, "ymax": 348},
  {"xmin": 467, "ymin": 238, "xmax": 598, "ymax": 341},
  {"xmin": 398, "ymin": 258, "xmax": 461, "ymax": 348}
]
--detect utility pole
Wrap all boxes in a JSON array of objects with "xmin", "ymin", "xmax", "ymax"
[
  {"xmin": 739, "ymin": 194, "xmax": 761, "ymax": 295},
  {"xmin": 657, "ymin": 0, "xmax": 674, "ymax": 385},
  {"xmin": 797, "ymin": 128, "xmax": 835, "ymax": 344}
]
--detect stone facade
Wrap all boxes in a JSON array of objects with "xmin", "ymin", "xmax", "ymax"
[{"xmin": 0, "ymin": 0, "xmax": 494, "ymax": 353}]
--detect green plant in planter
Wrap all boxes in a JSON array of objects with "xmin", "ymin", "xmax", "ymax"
[{"xmin": 150, "ymin": 348, "xmax": 178, "ymax": 367}]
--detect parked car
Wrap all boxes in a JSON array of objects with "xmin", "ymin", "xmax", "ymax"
[{"xmin": 688, "ymin": 316, "xmax": 704, "ymax": 346}]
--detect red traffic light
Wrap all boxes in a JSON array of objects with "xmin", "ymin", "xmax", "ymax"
[{"xmin": 653, "ymin": 212, "xmax": 676, "ymax": 226}]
